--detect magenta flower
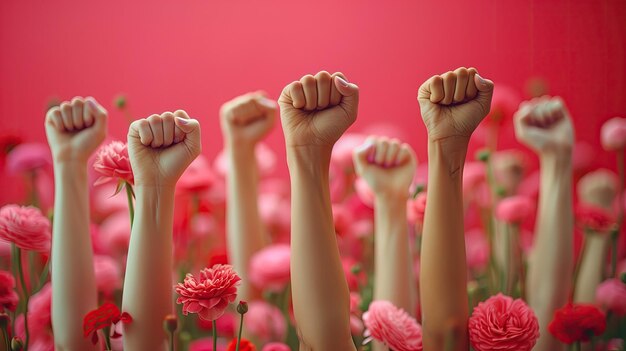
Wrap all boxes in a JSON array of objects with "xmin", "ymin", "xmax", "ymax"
[
  {"xmin": 601, "ymin": 117, "xmax": 626, "ymax": 151},
  {"xmin": 5, "ymin": 143, "xmax": 51, "ymax": 175},
  {"xmin": 596, "ymin": 278, "xmax": 626, "ymax": 316},
  {"xmin": 249, "ymin": 244, "xmax": 291, "ymax": 292},
  {"xmin": 93, "ymin": 141, "xmax": 134, "ymax": 186},
  {"xmin": 0, "ymin": 204, "xmax": 51, "ymax": 253},
  {"xmin": 363, "ymin": 300, "xmax": 423, "ymax": 351},
  {"xmin": 0, "ymin": 270, "xmax": 19, "ymax": 311},
  {"xmin": 495, "ymin": 196, "xmax": 534, "ymax": 224}
]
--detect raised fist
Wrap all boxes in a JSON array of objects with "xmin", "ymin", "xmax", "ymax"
[
  {"xmin": 577, "ymin": 169, "xmax": 619, "ymax": 209},
  {"xmin": 353, "ymin": 136, "xmax": 417, "ymax": 198},
  {"xmin": 418, "ymin": 67, "xmax": 494, "ymax": 142},
  {"xmin": 279, "ymin": 71, "xmax": 359, "ymax": 148},
  {"xmin": 128, "ymin": 111, "xmax": 201, "ymax": 187},
  {"xmin": 45, "ymin": 96, "xmax": 107, "ymax": 163},
  {"xmin": 220, "ymin": 91, "xmax": 277, "ymax": 147},
  {"xmin": 513, "ymin": 96, "xmax": 574, "ymax": 154}
]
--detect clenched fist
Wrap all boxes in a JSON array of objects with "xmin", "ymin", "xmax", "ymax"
[
  {"xmin": 45, "ymin": 96, "xmax": 107, "ymax": 163},
  {"xmin": 418, "ymin": 67, "xmax": 494, "ymax": 142},
  {"xmin": 128, "ymin": 111, "xmax": 201, "ymax": 187},
  {"xmin": 353, "ymin": 136, "xmax": 417, "ymax": 198},
  {"xmin": 279, "ymin": 71, "xmax": 359, "ymax": 148},
  {"xmin": 513, "ymin": 96, "xmax": 574, "ymax": 154},
  {"xmin": 577, "ymin": 169, "xmax": 619, "ymax": 209},
  {"xmin": 220, "ymin": 91, "xmax": 277, "ymax": 147}
]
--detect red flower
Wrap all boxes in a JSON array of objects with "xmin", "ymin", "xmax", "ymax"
[
  {"xmin": 226, "ymin": 338, "xmax": 256, "ymax": 351},
  {"xmin": 93, "ymin": 141, "xmax": 134, "ymax": 186},
  {"xmin": 175, "ymin": 264, "xmax": 241, "ymax": 321},
  {"xmin": 548, "ymin": 303, "xmax": 606, "ymax": 344},
  {"xmin": 363, "ymin": 300, "xmax": 423, "ymax": 351},
  {"xmin": 0, "ymin": 270, "xmax": 19, "ymax": 311},
  {"xmin": 469, "ymin": 294, "xmax": 539, "ymax": 351},
  {"xmin": 576, "ymin": 205, "xmax": 616, "ymax": 233},
  {"xmin": 83, "ymin": 302, "xmax": 132, "ymax": 345},
  {"xmin": 0, "ymin": 204, "xmax": 51, "ymax": 253}
]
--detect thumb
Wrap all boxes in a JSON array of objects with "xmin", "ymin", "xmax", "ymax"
[
  {"xmin": 334, "ymin": 76, "xmax": 359, "ymax": 108},
  {"xmin": 352, "ymin": 140, "xmax": 375, "ymax": 174},
  {"xmin": 174, "ymin": 116, "xmax": 202, "ymax": 154},
  {"xmin": 473, "ymin": 73, "xmax": 494, "ymax": 110}
]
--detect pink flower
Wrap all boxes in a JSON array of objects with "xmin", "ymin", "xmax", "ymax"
[
  {"xmin": 15, "ymin": 283, "xmax": 52, "ymax": 342},
  {"xmin": 333, "ymin": 203, "xmax": 354, "ymax": 237},
  {"xmin": 363, "ymin": 300, "xmax": 423, "ymax": 351},
  {"xmin": 261, "ymin": 342, "xmax": 290, "ymax": 351},
  {"xmin": 576, "ymin": 204, "xmax": 616, "ymax": 233},
  {"xmin": 407, "ymin": 192, "xmax": 427, "ymax": 225},
  {"xmin": 596, "ymin": 279, "xmax": 626, "ymax": 316},
  {"xmin": 0, "ymin": 204, "xmax": 51, "ymax": 253},
  {"xmin": 469, "ymin": 294, "xmax": 539, "ymax": 351},
  {"xmin": 175, "ymin": 264, "xmax": 241, "ymax": 321},
  {"xmin": 495, "ymin": 196, "xmax": 534, "ymax": 224},
  {"xmin": 245, "ymin": 301, "xmax": 286, "ymax": 343},
  {"xmin": 463, "ymin": 162, "xmax": 486, "ymax": 195},
  {"xmin": 189, "ymin": 337, "xmax": 227, "ymax": 351},
  {"xmin": 93, "ymin": 141, "xmax": 134, "ymax": 186},
  {"xmin": 601, "ymin": 117, "xmax": 626, "ymax": 151},
  {"xmin": 6, "ymin": 143, "xmax": 51, "ymax": 175},
  {"xmin": 94, "ymin": 255, "xmax": 121, "ymax": 295},
  {"xmin": 249, "ymin": 244, "xmax": 290, "ymax": 292},
  {"xmin": 177, "ymin": 155, "xmax": 216, "ymax": 193},
  {"xmin": 97, "ymin": 212, "xmax": 131, "ymax": 255},
  {"xmin": 332, "ymin": 133, "xmax": 367, "ymax": 172},
  {"xmin": 0, "ymin": 269, "xmax": 19, "ymax": 310},
  {"xmin": 213, "ymin": 142, "xmax": 276, "ymax": 178},
  {"xmin": 350, "ymin": 314, "xmax": 365, "ymax": 335},
  {"xmin": 487, "ymin": 85, "xmax": 521, "ymax": 124},
  {"xmin": 465, "ymin": 229, "xmax": 489, "ymax": 272}
]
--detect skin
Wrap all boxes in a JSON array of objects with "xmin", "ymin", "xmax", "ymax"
[
  {"xmin": 278, "ymin": 70, "xmax": 358, "ymax": 351},
  {"xmin": 46, "ymin": 97, "xmax": 107, "ymax": 351},
  {"xmin": 417, "ymin": 67, "xmax": 494, "ymax": 350},
  {"xmin": 220, "ymin": 91, "xmax": 277, "ymax": 302},
  {"xmin": 514, "ymin": 96, "xmax": 574, "ymax": 351},
  {"xmin": 122, "ymin": 111, "xmax": 201, "ymax": 351}
]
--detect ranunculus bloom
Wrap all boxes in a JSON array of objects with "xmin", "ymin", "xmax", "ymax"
[
  {"xmin": 5, "ymin": 143, "xmax": 51, "ymax": 175},
  {"xmin": 262, "ymin": 342, "xmax": 290, "ymax": 351},
  {"xmin": 363, "ymin": 300, "xmax": 423, "ymax": 351},
  {"xmin": 576, "ymin": 204, "xmax": 616, "ymax": 233},
  {"xmin": 94, "ymin": 255, "xmax": 121, "ymax": 295},
  {"xmin": 226, "ymin": 338, "xmax": 256, "ymax": 351},
  {"xmin": 596, "ymin": 279, "xmax": 626, "ymax": 316},
  {"xmin": 245, "ymin": 301, "xmax": 286, "ymax": 343},
  {"xmin": 0, "ymin": 269, "xmax": 19, "ymax": 310},
  {"xmin": 0, "ymin": 204, "xmax": 51, "ymax": 253},
  {"xmin": 468, "ymin": 294, "xmax": 539, "ymax": 351},
  {"xmin": 93, "ymin": 141, "xmax": 134, "ymax": 186},
  {"xmin": 407, "ymin": 192, "xmax": 427, "ymax": 225},
  {"xmin": 548, "ymin": 303, "xmax": 606, "ymax": 344},
  {"xmin": 495, "ymin": 196, "xmax": 534, "ymax": 224},
  {"xmin": 601, "ymin": 117, "xmax": 626, "ymax": 151},
  {"xmin": 175, "ymin": 264, "xmax": 241, "ymax": 321},
  {"xmin": 249, "ymin": 244, "xmax": 290, "ymax": 292}
]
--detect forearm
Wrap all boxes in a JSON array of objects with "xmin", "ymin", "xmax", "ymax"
[
  {"xmin": 574, "ymin": 235, "xmax": 607, "ymax": 302},
  {"xmin": 374, "ymin": 196, "xmax": 415, "ymax": 315},
  {"xmin": 420, "ymin": 140, "xmax": 469, "ymax": 351},
  {"xmin": 287, "ymin": 147, "xmax": 355, "ymax": 350},
  {"xmin": 51, "ymin": 162, "xmax": 99, "ymax": 351},
  {"xmin": 122, "ymin": 185, "xmax": 175, "ymax": 351},
  {"xmin": 226, "ymin": 143, "xmax": 265, "ymax": 301}
]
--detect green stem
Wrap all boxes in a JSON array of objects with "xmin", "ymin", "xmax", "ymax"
[
  {"xmin": 236, "ymin": 312, "xmax": 244, "ymax": 351},
  {"xmin": 212, "ymin": 320, "xmax": 217, "ymax": 351},
  {"xmin": 27, "ymin": 252, "xmax": 37, "ymax": 293},
  {"xmin": 35, "ymin": 259, "xmax": 50, "ymax": 294},
  {"xmin": 103, "ymin": 326, "xmax": 112, "ymax": 350},
  {"xmin": 169, "ymin": 330, "xmax": 174, "ymax": 351},
  {"xmin": 14, "ymin": 247, "xmax": 29, "ymax": 351},
  {"xmin": 125, "ymin": 182, "xmax": 135, "ymax": 229},
  {"xmin": 1, "ymin": 324, "xmax": 9, "ymax": 351}
]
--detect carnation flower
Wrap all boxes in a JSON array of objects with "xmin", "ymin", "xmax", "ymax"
[
  {"xmin": 175, "ymin": 264, "xmax": 241, "ymax": 321},
  {"xmin": 0, "ymin": 204, "xmax": 51, "ymax": 253},
  {"xmin": 495, "ymin": 196, "xmax": 534, "ymax": 224},
  {"xmin": 245, "ymin": 301, "xmax": 286, "ymax": 343},
  {"xmin": 548, "ymin": 303, "xmax": 606, "ymax": 344},
  {"xmin": 0, "ymin": 270, "xmax": 19, "ymax": 310},
  {"xmin": 226, "ymin": 338, "xmax": 256, "ymax": 351},
  {"xmin": 262, "ymin": 342, "xmax": 290, "ymax": 351},
  {"xmin": 93, "ymin": 141, "xmax": 134, "ymax": 186},
  {"xmin": 249, "ymin": 244, "xmax": 290, "ymax": 292},
  {"xmin": 596, "ymin": 279, "xmax": 626, "ymax": 316},
  {"xmin": 468, "ymin": 294, "xmax": 539, "ymax": 351},
  {"xmin": 83, "ymin": 302, "xmax": 132, "ymax": 345},
  {"xmin": 601, "ymin": 117, "xmax": 626, "ymax": 151},
  {"xmin": 363, "ymin": 300, "xmax": 423, "ymax": 351},
  {"xmin": 576, "ymin": 204, "xmax": 616, "ymax": 233}
]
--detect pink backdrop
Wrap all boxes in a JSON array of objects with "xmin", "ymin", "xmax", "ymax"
[{"xmin": 1, "ymin": 0, "xmax": 625, "ymax": 204}]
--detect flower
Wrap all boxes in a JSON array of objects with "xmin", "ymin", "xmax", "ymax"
[
  {"xmin": 245, "ymin": 301, "xmax": 286, "ymax": 343},
  {"xmin": 262, "ymin": 342, "xmax": 290, "ymax": 351},
  {"xmin": 333, "ymin": 132, "xmax": 367, "ymax": 172},
  {"xmin": 596, "ymin": 279, "xmax": 626, "ymax": 316},
  {"xmin": 189, "ymin": 337, "xmax": 227, "ymax": 351},
  {"xmin": 601, "ymin": 117, "xmax": 626, "ymax": 151},
  {"xmin": 83, "ymin": 302, "xmax": 132, "ymax": 344},
  {"xmin": 407, "ymin": 192, "xmax": 427, "ymax": 225},
  {"xmin": 94, "ymin": 255, "xmax": 121, "ymax": 295},
  {"xmin": 226, "ymin": 338, "xmax": 256, "ymax": 351},
  {"xmin": 468, "ymin": 294, "xmax": 539, "ymax": 351},
  {"xmin": 576, "ymin": 204, "xmax": 616, "ymax": 233},
  {"xmin": 14, "ymin": 283, "xmax": 53, "ymax": 342},
  {"xmin": 163, "ymin": 314, "xmax": 178, "ymax": 333},
  {"xmin": 363, "ymin": 300, "xmax": 423, "ymax": 351},
  {"xmin": 0, "ymin": 204, "xmax": 51, "ymax": 253},
  {"xmin": 548, "ymin": 303, "xmax": 606, "ymax": 344},
  {"xmin": 5, "ymin": 143, "xmax": 51, "ymax": 175},
  {"xmin": 93, "ymin": 141, "xmax": 134, "ymax": 186},
  {"xmin": 0, "ymin": 270, "xmax": 19, "ymax": 310},
  {"xmin": 495, "ymin": 196, "xmax": 534, "ymax": 224},
  {"xmin": 177, "ymin": 155, "xmax": 216, "ymax": 193},
  {"xmin": 175, "ymin": 264, "xmax": 241, "ymax": 321},
  {"xmin": 249, "ymin": 244, "xmax": 290, "ymax": 292},
  {"xmin": 465, "ymin": 229, "xmax": 489, "ymax": 272}
]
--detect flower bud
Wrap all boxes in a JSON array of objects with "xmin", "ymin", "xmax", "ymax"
[
  {"xmin": 11, "ymin": 337, "xmax": 23, "ymax": 351},
  {"xmin": 114, "ymin": 95, "xmax": 127, "ymax": 110},
  {"xmin": 237, "ymin": 300, "xmax": 249, "ymax": 315},
  {"xmin": 476, "ymin": 148, "xmax": 491, "ymax": 162},
  {"xmin": 163, "ymin": 314, "xmax": 178, "ymax": 333}
]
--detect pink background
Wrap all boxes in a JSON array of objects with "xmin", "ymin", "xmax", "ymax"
[{"xmin": 1, "ymin": 0, "xmax": 625, "ymax": 203}]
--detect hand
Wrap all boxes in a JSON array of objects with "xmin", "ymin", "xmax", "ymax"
[
  {"xmin": 45, "ymin": 97, "xmax": 107, "ymax": 164},
  {"xmin": 128, "ymin": 111, "xmax": 201, "ymax": 187},
  {"xmin": 577, "ymin": 169, "xmax": 619, "ymax": 209},
  {"xmin": 353, "ymin": 136, "xmax": 417, "ymax": 198},
  {"xmin": 513, "ymin": 96, "xmax": 574, "ymax": 154},
  {"xmin": 418, "ymin": 67, "xmax": 494, "ymax": 142},
  {"xmin": 220, "ymin": 91, "xmax": 277, "ymax": 148},
  {"xmin": 279, "ymin": 71, "xmax": 359, "ymax": 149}
]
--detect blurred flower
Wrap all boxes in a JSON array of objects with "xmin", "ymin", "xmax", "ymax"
[
  {"xmin": 226, "ymin": 338, "xmax": 256, "ymax": 351},
  {"xmin": 575, "ymin": 204, "xmax": 616, "ymax": 233},
  {"xmin": 0, "ymin": 204, "xmax": 51, "ymax": 253},
  {"xmin": 15, "ymin": 283, "xmax": 52, "ymax": 342},
  {"xmin": 407, "ymin": 192, "xmax": 427, "ymax": 225},
  {"xmin": 189, "ymin": 337, "xmax": 227, "ymax": 351},
  {"xmin": 487, "ymin": 85, "xmax": 521, "ymax": 124},
  {"xmin": 97, "ymin": 212, "xmax": 131, "ymax": 256},
  {"xmin": 492, "ymin": 150, "xmax": 526, "ymax": 195},
  {"xmin": 0, "ymin": 133, "xmax": 23, "ymax": 167},
  {"xmin": 463, "ymin": 162, "xmax": 486, "ymax": 196},
  {"xmin": 333, "ymin": 133, "xmax": 367, "ymax": 172},
  {"xmin": 93, "ymin": 141, "xmax": 133, "ymax": 186},
  {"xmin": 249, "ymin": 244, "xmax": 290, "ymax": 292},
  {"xmin": 207, "ymin": 247, "xmax": 229, "ymax": 268},
  {"xmin": 214, "ymin": 142, "xmax": 276, "ymax": 178},
  {"xmin": 175, "ymin": 264, "xmax": 241, "ymax": 321},
  {"xmin": 606, "ymin": 339, "xmax": 624, "ymax": 351},
  {"xmin": 245, "ymin": 301, "xmax": 286, "ymax": 343},
  {"xmin": 177, "ymin": 155, "xmax": 215, "ymax": 193},
  {"xmin": 261, "ymin": 342, "xmax": 290, "ymax": 351},
  {"xmin": 465, "ymin": 229, "xmax": 489, "ymax": 272},
  {"xmin": 94, "ymin": 255, "xmax": 121, "ymax": 295},
  {"xmin": 601, "ymin": 117, "xmax": 626, "ymax": 151},
  {"xmin": 5, "ymin": 143, "xmax": 51, "ymax": 175},
  {"xmin": 595, "ymin": 278, "xmax": 626, "ymax": 316},
  {"xmin": 363, "ymin": 300, "xmax": 423, "ymax": 351},
  {"xmin": 350, "ymin": 314, "xmax": 364, "ymax": 335},
  {"xmin": 333, "ymin": 203, "xmax": 354, "ymax": 237},
  {"xmin": 0, "ymin": 270, "xmax": 19, "ymax": 310},
  {"xmin": 468, "ymin": 294, "xmax": 539, "ymax": 351},
  {"xmin": 198, "ymin": 310, "xmax": 236, "ymax": 337},
  {"xmin": 342, "ymin": 257, "xmax": 366, "ymax": 292},
  {"xmin": 548, "ymin": 303, "xmax": 606, "ymax": 344},
  {"xmin": 495, "ymin": 196, "xmax": 534, "ymax": 224}
]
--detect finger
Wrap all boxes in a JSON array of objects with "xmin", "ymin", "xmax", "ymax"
[
  {"xmin": 441, "ymin": 72, "xmax": 457, "ymax": 105},
  {"xmin": 333, "ymin": 75, "xmax": 359, "ymax": 109},
  {"xmin": 173, "ymin": 110, "xmax": 189, "ymax": 143},
  {"xmin": 353, "ymin": 138, "xmax": 375, "ymax": 174},
  {"xmin": 253, "ymin": 97, "xmax": 277, "ymax": 125},
  {"xmin": 374, "ymin": 137, "xmax": 389, "ymax": 165},
  {"xmin": 384, "ymin": 139, "xmax": 401, "ymax": 167},
  {"xmin": 86, "ymin": 97, "xmax": 108, "ymax": 131},
  {"xmin": 83, "ymin": 98, "xmax": 95, "ymax": 127},
  {"xmin": 329, "ymin": 72, "xmax": 345, "ymax": 106},
  {"xmin": 424, "ymin": 76, "xmax": 444, "ymax": 103},
  {"xmin": 473, "ymin": 73, "xmax": 495, "ymax": 110},
  {"xmin": 71, "ymin": 97, "xmax": 85, "ymax": 130},
  {"xmin": 60, "ymin": 102, "xmax": 74, "ymax": 131},
  {"xmin": 315, "ymin": 71, "xmax": 332, "ymax": 109},
  {"xmin": 161, "ymin": 112, "xmax": 175, "ymax": 147},
  {"xmin": 288, "ymin": 82, "xmax": 305, "ymax": 109},
  {"xmin": 396, "ymin": 144, "xmax": 416, "ymax": 167},
  {"xmin": 133, "ymin": 119, "xmax": 154, "ymax": 146},
  {"xmin": 147, "ymin": 114, "xmax": 164, "ymax": 148},
  {"xmin": 453, "ymin": 68, "xmax": 469, "ymax": 103},
  {"xmin": 466, "ymin": 68, "xmax": 478, "ymax": 100},
  {"xmin": 301, "ymin": 75, "xmax": 318, "ymax": 111},
  {"xmin": 46, "ymin": 107, "xmax": 64, "ymax": 131}
]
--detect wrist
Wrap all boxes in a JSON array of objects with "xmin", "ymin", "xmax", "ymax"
[
  {"xmin": 540, "ymin": 149, "xmax": 572, "ymax": 171},
  {"xmin": 374, "ymin": 189, "xmax": 410, "ymax": 202},
  {"xmin": 226, "ymin": 140, "xmax": 256, "ymax": 160},
  {"xmin": 427, "ymin": 138, "xmax": 469, "ymax": 178}
]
